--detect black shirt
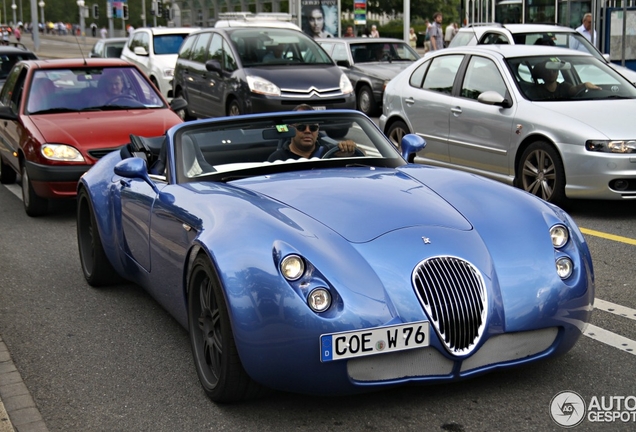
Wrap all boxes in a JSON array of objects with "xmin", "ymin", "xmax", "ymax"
[{"xmin": 267, "ymin": 141, "xmax": 330, "ymax": 162}]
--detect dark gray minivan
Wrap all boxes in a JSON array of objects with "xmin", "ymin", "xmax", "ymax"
[{"xmin": 172, "ymin": 25, "xmax": 356, "ymax": 119}]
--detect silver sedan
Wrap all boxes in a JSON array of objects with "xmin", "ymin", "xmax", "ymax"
[{"xmin": 380, "ymin": 45, "xmax": 636, "ymax": 206}]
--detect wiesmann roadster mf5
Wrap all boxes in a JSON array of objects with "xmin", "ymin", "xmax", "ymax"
[{"xmin": 76, "ymin": 110, "xmax": 594, "ymax": 402}]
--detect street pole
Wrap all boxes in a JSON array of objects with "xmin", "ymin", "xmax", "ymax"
[
  {"xmin": 141, "ymin": 0, "xmax": 146, "ymax": 27},
  {"xmin": 77, "ymin": 0, "xmax": 85, "ymax": 43},
  {"xmin": 30, "ymin": 0, "xmax": 39, "ymax": 50},
  {"xmin": 11, "ymin": 0, "xmax": 16, "ymax": 25}
]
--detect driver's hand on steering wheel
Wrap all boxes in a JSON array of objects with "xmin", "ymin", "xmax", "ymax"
[{"xmin": 334, "ymin": 139, "xmax": 357, "ymax": 157}]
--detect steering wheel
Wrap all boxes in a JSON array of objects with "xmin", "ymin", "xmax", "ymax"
[
  {"xmin": 321, "ymin": 146, "xmax": 365, "ymax": 159},
  {"xmin": 105, "ymin": 95, "xmax": 142, "ymax": 106},
  {"xmin": 572, "ymin": 86, "xmax": 588, "ymax": 97}
]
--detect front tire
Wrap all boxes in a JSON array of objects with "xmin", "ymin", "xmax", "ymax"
[
  {"xmin": 357, "ymin": 85, "xmax": 377, "ymax": 117},
  {"xmin": 188, "ymin": 256, "xmax": 266, "ymax": 402},
  {"xmin": 77, "ymin": 188, "xmax": 122, "ymax": 286},
  {"xmin": 386, "ymin": 120, "xmax": 410, "ymax": 152},
  {"xmin": 516, "ymin": 141, "xmax": 566, "ymax": 205},
  {"xmin": 21, "ymin": 165, "xmax": 48, "ymax": 216},
  {"xmin": 227, "ymin": 99, "xmax": 242, "ymax": 116}
]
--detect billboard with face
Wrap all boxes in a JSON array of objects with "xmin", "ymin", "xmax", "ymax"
[{"xmin": 301, "ymin": 0, "xmax": 338, "ymax": 38}]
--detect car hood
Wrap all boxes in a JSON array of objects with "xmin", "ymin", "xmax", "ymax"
[
  {"xmin": 234, "ymin": 167, "xmax": 472, "ymax": 243},
  {"xmin": 29, "ymin": 110, "xmax": 180, "ymax": 156},
  {"xmin": 608, "ymin": 62, "xmax": 636, "ymax": 84},
  {"xmin": 532, "ymin": 99, "xmax": 636, "ymax": 138},
  {"xmin": 244, "ymin": 65, "xmax": 343, "ymax": 90},
  {"xmin": 353, "ymin": 62, "xmax": 414, "ymax": 80}
]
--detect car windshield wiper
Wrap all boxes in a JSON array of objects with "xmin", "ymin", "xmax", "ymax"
[
  {"xmin": 30, "ymin": 107, "xmax": 78, "ymax": 114},
  {"xmin": 99, "ymin": 104, "xmax": 149, "ymax": 110}
]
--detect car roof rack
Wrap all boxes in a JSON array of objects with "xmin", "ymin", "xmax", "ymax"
[
  {"xmin": 217, "ymin": 12, "xmax": 293, "ymax": 22},
  {"xmin": 466, "ymin": 22, "xmax": 504, "ymax": 28}
]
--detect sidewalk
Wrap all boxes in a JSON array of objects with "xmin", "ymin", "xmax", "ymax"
[{"xmin": 0, "ymin": 334, "xmax": 48, "ymax": 432}]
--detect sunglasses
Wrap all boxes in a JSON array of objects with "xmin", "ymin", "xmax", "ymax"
[{"xmin": 294, "ymin": 124, "xmax": 319, "ymax": 132}]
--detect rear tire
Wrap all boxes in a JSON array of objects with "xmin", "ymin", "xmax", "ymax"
[
  {"xmin": 77, "ymin": 188, "xmax": 122, "ymax": 287},
  {"xmin": 188, "ymin": 256, "xmax": 267, "ymax": 402},
  {"xmin": 21, "ymin": 165, "xmax": 48, "ymax": 216}
]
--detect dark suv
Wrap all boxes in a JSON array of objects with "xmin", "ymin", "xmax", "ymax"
[{"xmin": 172, "ymin": 25, "xmax": 355, "ymax": 119}]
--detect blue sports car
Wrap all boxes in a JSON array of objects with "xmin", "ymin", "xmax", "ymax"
[{"xmin": 76, "ymin": 110, "xmax": 594, "ymax": 402}]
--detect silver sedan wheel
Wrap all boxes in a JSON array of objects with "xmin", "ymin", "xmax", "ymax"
[{"xmin": 518, "ymin": 142, "xmax": 566, "ymax": 205}]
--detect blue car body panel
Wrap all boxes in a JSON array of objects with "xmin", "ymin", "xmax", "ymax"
[{"xmin": 79, "ymin": 110, "xmax": 594, "ymax": 395}]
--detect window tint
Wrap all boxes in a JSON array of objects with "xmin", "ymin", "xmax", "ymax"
[
  {"xmin": 192, "ymin": 32, "xmax": 212, "ymax": 63},
  {"xmin": 208, "ymin": 33, "xmax": 222, "ymax": 64},
  {"xmin": 222, "ymin": 38, "xmax": 237, "ymax": 72},
  {"xmin": 178, "ymin": 34, "xmax": 198, "ymax": 59},
  {"xmin": 153, "ymin": 34, "xmax": 189, "ymax": 55},
  {"xmin": 461, "ymin": 56, "xmax": 507, "ymax": 100},
  {"xmin": 409, "ymin": 60, "xmax": 430, "ymax": 88},
  {"xmin": 422, "ymin": 55, "xmax": 463, "ymax": 95},
  {"xmin": 331, "ymin": 43, "xmax": 348, "ymax": 62},
  {"xmin": 481, "ymin": 32, "xmax": 510, "ymax": 44}
]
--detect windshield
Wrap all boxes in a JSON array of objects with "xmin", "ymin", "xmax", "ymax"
[
  {"xmin": 507, "ymin": 55, "xmax": 636, "ymax": 101},
  {"xmin": 229, "ymin": 28, "xmax": 334, "ymax": 67},
  {"xmin": 27, "ymin": 67, "xmax": 166, "ymax": 115},
  {"xmin": 349, "ymin": 42, "xmax": 420, "ymax": 63},
  {"xmin": 153, "ymin": 34, "xmax": 190, "ymax": 55},
  {"xmin": 512, "ymin": 32, "xmax": 605, "ymax": 62},
  {"xmin": 173, "ymin": 112, "xmax": 404, "ymax": 182}
]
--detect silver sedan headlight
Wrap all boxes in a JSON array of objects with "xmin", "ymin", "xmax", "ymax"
[
  {"xmin": 41, "ymin": 144, "xmax": 85, "ymax": 162},
  {"xmin": 586, "ymin": 140, "xmax": 636, "ymax": 153}
]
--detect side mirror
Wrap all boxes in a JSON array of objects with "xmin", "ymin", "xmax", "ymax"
[
  {"xmin": 336, "ymin": 59, "xmax": 352, "ymax": 68},
  {"xmin": 478, "ymin": 90, "xmax": 512, "ymax": 108},
  {"xmin": 205, "ymin": 59, "xmax": 222, "ymax": 74},
  {"xmin": 400, "ymin": 134, "xmax": 426, "ymax": 162},
  {"xmin": 0, "ymin": 105, "xmax": 17, "ymax": 121},
  {"xmin": 133, "ymin": 46, "xmax": 149, "ymax": 56},
  {"xmin": 114, "ymin": 157, "xmax": 176, "ymax": 204},
  {"xmin": 170, "ymin": 97, "xmax": 188, "ymax": 113}
]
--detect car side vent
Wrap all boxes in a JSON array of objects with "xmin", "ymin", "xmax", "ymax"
[
  {"xmin": 412, "ymin": 256, "xmax": 487, "ymax": 356},
  {"xmin": 88, "ymin": 147, "xmax": 122, "ymax": 159}
]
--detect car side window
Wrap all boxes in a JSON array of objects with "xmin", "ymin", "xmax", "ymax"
[
  {"xmin": 0, "ymin": 67, "xmax": 25, "ymax": 111},
  {"xmin": 409, "ymin": 60, "xmax": 430, "ymax": 88},
  {"xmin": 422, "ymin": 55, "xmax": 463, "ymax": 95},
  {"xmin": 331, "ymin": 43, "xmax": 348, "ymax": 62},
  {"xmin": 178, "ymin": 34, "xmax": 198, "ymax": 60},
  {"xmin": 222, "ymin": 38, "xmax": 237, "ymax": 72},
  {"xmin": 460, "ymin": 56, "xmax": 507, "ymax": 100},
  {"xmin": 192, "ymin": 32, "xmax": 212, "ymax": 63},
  {"xmin": 481, "ymin": 32, "xmax": 510, "ymax": 45},
  {"xmin": 208, "ymin": 34, "xmax": 222, "ymax": 66}
]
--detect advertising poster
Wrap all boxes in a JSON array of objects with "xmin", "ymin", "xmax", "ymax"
[{"xmin": 300, "ymin": 0, "xmax": 339, "ymax": 39}]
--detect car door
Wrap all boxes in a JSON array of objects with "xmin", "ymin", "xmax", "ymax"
[
  {"xmin": 199, "ymin": 33, "xmax": 233, "ymax": 118},
  {"xmin": 0, "ymin": 65, "xmax": 27, "ymax": 174},
  {"xmin": 447, "ymin": 55, "xmax": 516, "ymax": 177},
  {"xmin": 404, "ymin": 54, "xmax": 464, "ymax": 164},
  {"xmin": 185, "ymin": 32, "xmax": 212, "ymax": 115}
]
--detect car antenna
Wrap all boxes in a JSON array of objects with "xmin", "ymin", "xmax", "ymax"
[{"xmin": 74, "ymin": 33, "xmax": 88, "ymax": 65}]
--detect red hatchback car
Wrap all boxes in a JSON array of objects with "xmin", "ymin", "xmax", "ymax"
[{"xmin": 0, "ymin": 58, "xmax": 185, "ymax": 216}]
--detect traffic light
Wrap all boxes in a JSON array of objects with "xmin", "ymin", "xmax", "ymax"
[
  {"xmin": 123, "ymin": 4, "xmax": 129, "ymax": 20},
  {"xmin": 156, "ymin": 1, "xmax": 163, "ymax": 17},
  {"xmin": 93, "ymin": 4, "xmax": 99, "ymax": 19}
]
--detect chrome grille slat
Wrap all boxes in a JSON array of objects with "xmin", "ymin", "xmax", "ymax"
[{"xmin": 413, "ymin": 256, "xmax": 487, "ymax": 356}]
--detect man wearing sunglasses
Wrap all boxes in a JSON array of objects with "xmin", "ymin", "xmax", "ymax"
[{"xmin": 268, "ymin": 122, "xmax": 357, "ymax": 161}]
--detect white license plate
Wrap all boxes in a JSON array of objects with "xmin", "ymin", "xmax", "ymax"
[
  {"xmin": 312, "ymin": 106, "xmax": 326, "ymax": 110},
  {"xmin": 320, "ymin": 321, "xmax": 430, "ymax": 362}
]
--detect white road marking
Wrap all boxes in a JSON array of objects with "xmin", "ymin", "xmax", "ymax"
[
  {"xmin": 584, "ymin": 324, "xmax": 636, "ymax": 356},
  {"xmin": 594, "ymin": 298, "xmax": 636, "ymax": 321}
]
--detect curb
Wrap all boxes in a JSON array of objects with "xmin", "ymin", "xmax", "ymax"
[{"xmin": 0, "ymin": 334, "xmax": 48, "ymax": 432}]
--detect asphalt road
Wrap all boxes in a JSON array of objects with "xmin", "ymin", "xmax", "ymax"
[{"xmin": 1, "ymin": 36, "xmax": 636, "ymax": 432}]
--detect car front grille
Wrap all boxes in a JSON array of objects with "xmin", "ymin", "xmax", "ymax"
[
  {"xmin": 412, "ymin": 256, "xmax": 487, "ymax": 356},
  {"xmin": 280, "ymin": 86, "xmax": 346, "ymax": 99}
]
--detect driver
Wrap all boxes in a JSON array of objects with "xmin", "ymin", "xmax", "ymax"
[
  {"xmin": 267, "ymin": 122, "xmax": 357, "ymax": 161},
  {"xmin": 530, "ymin": 61, "xmax": 600, "ymax": 100},
  {"xmin": 91, "ymin": 69, "xmax": 126, "ymax": 105}
]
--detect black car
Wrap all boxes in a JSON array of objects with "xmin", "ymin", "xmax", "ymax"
[
  {"xmin": 317, "ymin": 38, "xmax": 420, "ymax": 116},
  {"xmin": 172, "ymin": 25, "xmax": 355, "ymax": 120},
  {"xmin": 0, "ymin": 44, "xmax": 38, "ymax": 87}
]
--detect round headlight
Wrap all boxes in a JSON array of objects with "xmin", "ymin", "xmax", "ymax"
[
  {"xmin": 308, "ymin": 288, "xmax": 331, "ymax": 312},
  {"xmin": 550, "ymin": 225, "xmax": 569, "ymax": 249},
  {"xmin": 555, "ymin": 257, "xmax": 573, "ymax": 279},
  {"xmin": 280, "ymin": 255, "xmax": 304, "ymax": 281}
]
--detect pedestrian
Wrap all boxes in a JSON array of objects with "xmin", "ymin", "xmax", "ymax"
[
  {"xmin": 343, "ymin": 25, "xmax": 354, "ymax": 37},
  {"xmin": 444, "ymin": 22, "xmax": 456, "ymax": 47},
  {"xmin": 576, "ymin": 13, "xmax": 596, "ymax": 46},
  {"xmin": 90, "ymin": 23, "xmax": 97, "ymax": 38},
  {"xmin": 2, "ymin": 28, "xmax": 9, "ymax": 46},
  {"xmin": 409, "ymin": 27, "xmax": 417, "ymax": 48},
  {"xmin": 100, "ymin": 26, "xmax": 107, "ymax": 39},
  {"xmin": 370, "ymin": 24, "xmax": 379, "ymax": 38},
  {"xmin": 428, "ymin": 12, "xmax": 444, "ymax": 51},
  {"xmin": 424, "ymin": 20, "xmax": 431, "ymax": 52},
  {"xmin": 13, "ymin": 26, "xmax": 21, "ymax": 43}
]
